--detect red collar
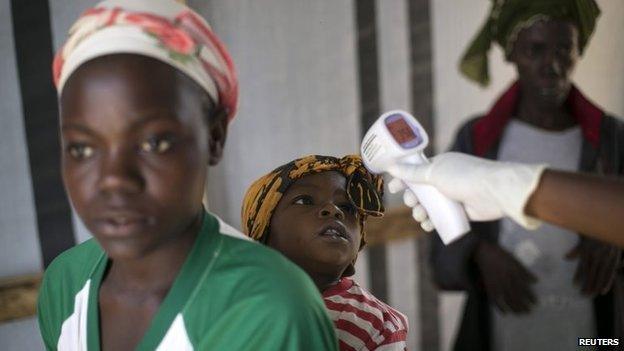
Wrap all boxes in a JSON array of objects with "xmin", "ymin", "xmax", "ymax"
[{"xmin": 473, "ymin": 81, "xmax": 604, "ymax": 156}]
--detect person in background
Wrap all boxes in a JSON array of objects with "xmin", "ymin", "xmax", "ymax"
[
  {"xmin": 37, "ymin": 1, "xmax": 337, "ymax": 350},
  {"xmin": 242, "ymin": 155, "xmax": 409, "ymax": 351},
  {"xmin": 422, "ymin": 0, "xmax": 624, "ymax": 350}
]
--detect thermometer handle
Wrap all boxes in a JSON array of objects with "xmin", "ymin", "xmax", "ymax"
[{"xmin": 406, "ymin": 182, "xmax": 470, "ymax": 244}]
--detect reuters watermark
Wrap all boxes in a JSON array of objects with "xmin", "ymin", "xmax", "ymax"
[{"xmin": 578, "ymin": 338, "xmax": 620, "ymax": 347}]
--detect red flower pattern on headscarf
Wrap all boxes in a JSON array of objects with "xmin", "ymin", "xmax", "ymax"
[{"xmin": 53, "ymin": 1, "xmax": 238, "ymax": 122}]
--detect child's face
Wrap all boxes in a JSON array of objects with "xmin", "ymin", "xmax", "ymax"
[
  {"xmin": 268, "ymin": 171, "xmax": 362, "ymax": 279},
  {"xmin": 59, "ymin": 54, "xmax": 226, "ymax": 259}
]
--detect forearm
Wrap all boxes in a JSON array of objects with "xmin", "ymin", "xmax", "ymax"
[{"xmin": 525, "ymin": 169, "xmax": 624, "ymax": 247}]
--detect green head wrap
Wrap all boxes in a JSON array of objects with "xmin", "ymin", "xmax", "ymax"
[{"xmin": 459, "ymin": 0, "xmax": 600, "ymax": 86}]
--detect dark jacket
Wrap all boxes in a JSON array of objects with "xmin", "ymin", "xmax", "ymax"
[{"xmin": 431, "ymin": 83, "xmax": 624, "ymax": 351}]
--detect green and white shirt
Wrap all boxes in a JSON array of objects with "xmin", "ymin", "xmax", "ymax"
[{"xmin": 37, "ymin": 212, "xmax": 338, "ymax": 351}]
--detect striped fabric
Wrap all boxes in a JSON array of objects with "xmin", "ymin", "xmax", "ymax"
[{"xmin": 323, "ymin": 278, "xmax": 408, "ymax": 351}]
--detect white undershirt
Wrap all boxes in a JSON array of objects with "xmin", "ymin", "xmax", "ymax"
[{"xmin": 492, "ymin": 119, "xmax": 595, "ymax": 351}]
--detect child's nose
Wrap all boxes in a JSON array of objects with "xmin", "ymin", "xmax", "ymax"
[
  {"xmin": 98, "ymin": 150, "xmax": 143, "ymax": 195},
  {"xmin": 318, "ymin": 203, "xmax": 345, "ymax": 220}
]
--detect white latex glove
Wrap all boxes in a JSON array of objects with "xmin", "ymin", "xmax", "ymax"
[{"xmin": 387, "ymin": 152, "xmax": 547, "ymax": 230}]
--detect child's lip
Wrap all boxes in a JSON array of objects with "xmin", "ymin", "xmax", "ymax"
[
  {"xmin": 318, "ymin": 222, "xmax": 350, "ymax": 242},
  {"xmin": 92, "ymin": 210, "xmax": 153, "ymax": 237}
]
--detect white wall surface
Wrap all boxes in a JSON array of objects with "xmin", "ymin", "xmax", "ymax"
[
  {"xmin": 0, "ymin": 318, "xmax": 44, "ymax": 351},
  {"xmin": 196, "ymin": 0, "xmax": 361, "ymax": 226},
  {"xmin": 376, "ymin": 0, "xmax": 420, "ymax": 349}
]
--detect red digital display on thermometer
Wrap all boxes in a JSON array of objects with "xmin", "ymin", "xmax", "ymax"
[{"xmin": 384, "ymin": 114, "xmax": 422, "ymax": 148}]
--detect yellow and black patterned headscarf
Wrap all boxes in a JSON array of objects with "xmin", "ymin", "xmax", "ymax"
[{"xmin": 241, "ymin": 154, "xmax": 384, "ymax": 249}]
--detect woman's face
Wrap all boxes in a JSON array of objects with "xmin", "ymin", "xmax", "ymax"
[
  {"xmin": 60, "ymin": 54, "xmax": 226, "ymax": 259},
  {"xmin": 509, "ymin": 19, "xmax": 579, "ymax": 106},
  {"xmin": 267, "ymin": 171, "xmax": 362, "ymax": 279}
]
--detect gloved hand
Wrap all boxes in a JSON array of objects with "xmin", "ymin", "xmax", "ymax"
[
  {"xmin": 474, "ymin": 240, "xmax": 538, "ymax": 314},
  {"xmin": 387, "ymin": 152, "xmax": 547, "ymax": 231},
  {"xmin": 566, "ymin": 237, "xmax": 621, "ymax": 296}
]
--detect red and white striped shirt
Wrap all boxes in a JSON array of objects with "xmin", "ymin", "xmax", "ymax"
[{"xmin": 323, "ymin": 278, "xmax": 408, "ymax": 351}]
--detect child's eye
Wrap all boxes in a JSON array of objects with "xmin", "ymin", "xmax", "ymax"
[
  {"xmin": 67, "ymin": 143, "xmax": 94, "ymax": 160},
  {"xmin": 293, "ymin": 195, "xmax": 313, "ymax": 205},
  {"xmin": 140, "ymin": 136, "xmax": 174, "ymax": 154}
]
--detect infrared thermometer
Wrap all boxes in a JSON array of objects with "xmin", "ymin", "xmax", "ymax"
[{"xmin": 360, "ymin": 110, "xmax": 470, "ymax": 244}]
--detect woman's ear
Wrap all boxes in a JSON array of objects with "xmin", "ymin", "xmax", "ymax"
[{"xmin": 207, "ymin": 107, "xmax": 228, "ymax": 166}]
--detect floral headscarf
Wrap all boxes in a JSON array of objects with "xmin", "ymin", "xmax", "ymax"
[{"xmin": 53, "ymin": 0, "xmax": 238, "ymax": 122}]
